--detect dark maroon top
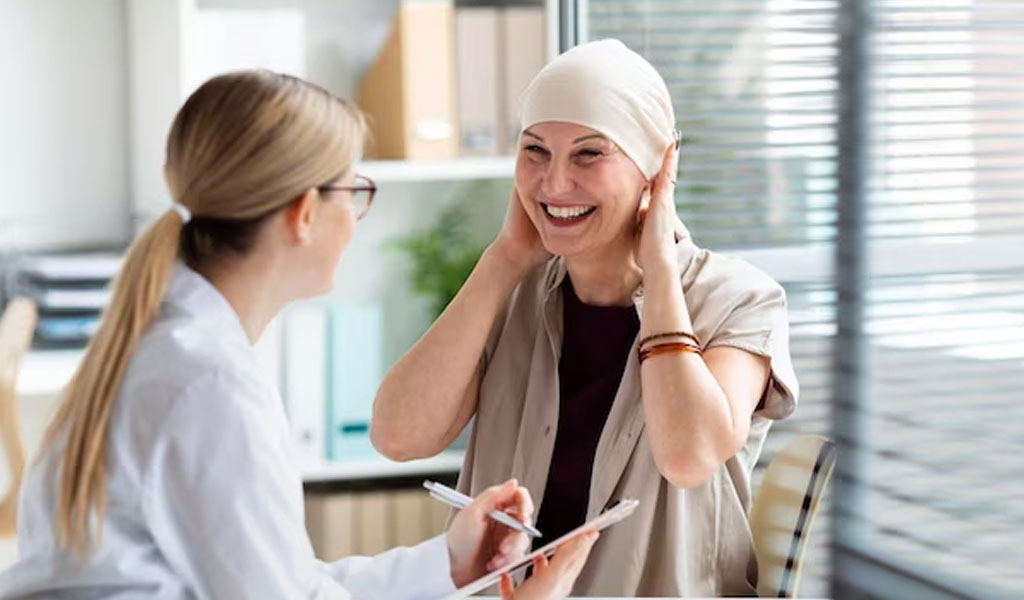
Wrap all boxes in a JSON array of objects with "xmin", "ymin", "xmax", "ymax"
[{"xmin": 533, "ymin": 277, "xmax": 640, "ymax": 549}]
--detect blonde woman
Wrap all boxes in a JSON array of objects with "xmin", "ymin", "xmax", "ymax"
[{"xmin": 0, "ymin": 71, "xmax": 595, "ymax": 599}]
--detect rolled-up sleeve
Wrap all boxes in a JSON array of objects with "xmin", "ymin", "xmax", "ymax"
[{"xmin": 698, "ymin": 260, "xmax": 799, "ymax": 420}]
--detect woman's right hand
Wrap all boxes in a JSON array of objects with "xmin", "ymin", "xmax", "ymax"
[
  {"xmin": 499, "ymin": 531, "xmax": 599, "ymax": 600},
  {"xmin": 489, "ymin": 187, "xmax": 551, "ymax": 277}
]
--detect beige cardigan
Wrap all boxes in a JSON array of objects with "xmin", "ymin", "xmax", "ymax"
[{"xmin": 456, "ymin": 231, "xmax": 799, "ymax": 596}]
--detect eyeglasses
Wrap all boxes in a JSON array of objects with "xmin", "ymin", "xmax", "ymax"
[{"xmin": 317, "ymin": 173, "xmax": 376, "ymax": 220}]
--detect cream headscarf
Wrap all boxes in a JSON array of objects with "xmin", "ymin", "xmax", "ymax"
[{"xmin": 518, "ymin": 39, "xmax": 676, "ymax": 179}]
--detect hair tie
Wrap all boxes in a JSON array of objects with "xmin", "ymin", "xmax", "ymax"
[{"xmin": 171, "ymin": 202, "xmax": 192, "ymax": 224}]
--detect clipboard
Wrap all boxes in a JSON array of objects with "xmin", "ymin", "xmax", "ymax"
[{"xmin": 443, "ymin": 498, "xmax": 640, "ymax": 599}]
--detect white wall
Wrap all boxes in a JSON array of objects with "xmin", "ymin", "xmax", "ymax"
[
  {"xmin": 197, "ymin": 0, "xmax": 400, "ymax": 99},
  {"xmin": 128, "ymin": 0, "xmax": 402, "ymax": 224},
  {"xmin": 0, "ymin": 0, "xmax": 131, "ymax": 250}
]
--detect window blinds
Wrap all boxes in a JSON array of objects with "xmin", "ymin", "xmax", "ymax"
[{"xmin": 583, "ymin": 0, "xmax": 1023, "ymax": 596}]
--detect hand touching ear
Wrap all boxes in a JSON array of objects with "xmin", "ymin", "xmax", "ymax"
[
  {"xmin": 491, "ymin": 187, "xmax": 552, "ymax": 276},
  {"xmin": 636, "ymin": 136, "xmax": 681, "ymax": 274}
]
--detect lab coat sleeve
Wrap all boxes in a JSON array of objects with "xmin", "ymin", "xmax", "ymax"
[
  {"xmin": 320, "ymin": 534, "xmax": 457, "ymax": 600},
  {"xmin": 141, "ymin": 369, "xmax": 353, "ymax": 600}
]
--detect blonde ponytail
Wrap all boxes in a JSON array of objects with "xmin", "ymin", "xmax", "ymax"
[
  {"xmin": 44, "ymin": 212, "xmax": 184, "ymax": 554},
  {"xmin": 41, "ymin": 69, "xmax": 363, "ymax": 555}
]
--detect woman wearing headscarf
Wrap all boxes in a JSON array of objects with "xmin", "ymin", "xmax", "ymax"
[{"xmin": 372, "ymin": 40, "xmax": 799, "ymax": 596}]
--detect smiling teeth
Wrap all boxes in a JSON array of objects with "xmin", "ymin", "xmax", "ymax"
[{"xmin": 545, "ymin": 205, "xmax": 595, "ymax": 219}]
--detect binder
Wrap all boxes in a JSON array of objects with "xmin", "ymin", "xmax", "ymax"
[
  {"xmin": 283, "ymin": 306, "xmax": 327, "ymax": 466},
  {"xmin": 452, "ymin": 4, "xmax": 547, "ymax": 156},
  {"xmin": 455, "ymin": 7, "xmax": 501, "ymax": 156},
  {"xmin": 355, "ymin": 491, "xmax": 392, "ymax": 555},
  {"xmin": 326, "ymin": 304, "xmax": 382, "ymax": 461},
  {"xmin": 499, "ymin": 6, "xmax": 546, "ymax": 154}
]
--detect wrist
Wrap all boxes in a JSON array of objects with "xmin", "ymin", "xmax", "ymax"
[
  {"xmin": 445, "ymin": 532, "xmax": 468, "ymax": 587},
  {"xmin": 483, "ymin": 241, "xmax": 543, "ymax": 282},
  {"xmin": 640, "ymin": 255, "xmax": 679, "ymax": 287},
  {"xmin": 639, "ymin": 264, "xmax": 693, "ymax": 335}
]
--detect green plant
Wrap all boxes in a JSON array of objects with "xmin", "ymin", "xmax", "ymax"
[{"xmin": 390, "ymin": 201, "xmax": 487, "ymax": 319}]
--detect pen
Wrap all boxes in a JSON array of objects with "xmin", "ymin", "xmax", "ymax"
[{"xmin": 423, "ymin": 480, "xmax": 542, "ymax": 538}]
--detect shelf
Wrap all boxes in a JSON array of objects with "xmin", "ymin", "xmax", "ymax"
[
  {"xmin": 360, "ymin": 157, "xmax": 515, "ymax": 182},
  {"xmin": 300, "ymin": 450, "xmax": 464, "ymax": 483}
]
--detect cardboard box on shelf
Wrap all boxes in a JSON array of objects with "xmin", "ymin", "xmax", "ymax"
[{"xmin": 357, "ymin": 0, "xmax": 459, "ymax": 160}]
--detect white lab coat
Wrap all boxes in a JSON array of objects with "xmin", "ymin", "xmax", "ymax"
[{"xmin": 0, "ymin": 263, "xmax": 456, "ymax": 599}]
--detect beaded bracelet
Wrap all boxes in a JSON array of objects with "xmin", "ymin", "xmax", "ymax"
[{"xmin": 638, "ymin": 341, "xmax": 702, "ymax": 364}]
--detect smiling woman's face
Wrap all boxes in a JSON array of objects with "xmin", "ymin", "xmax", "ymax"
[{"xmin": 514, "ymin": 121, "xmax": 648, "ymax": 259}]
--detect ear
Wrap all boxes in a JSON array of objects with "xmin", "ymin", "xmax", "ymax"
[
  {"xmin": 636, "ymin": 186, "xmax": 651, "ymax": 231},
  {"xmin": 283, "ymin": 188, "xmax": 319, "ymax": 246}
]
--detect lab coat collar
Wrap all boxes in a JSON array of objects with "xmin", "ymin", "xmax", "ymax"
[{"xmin": 164, "ymin": 261, "xmax": 253, "ymax": 350}]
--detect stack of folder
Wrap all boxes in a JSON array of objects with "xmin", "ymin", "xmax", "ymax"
[
  {"xmin": 2, "ymin": 252, "xmax": 121, "ymax": 348},
  {"xmin": 278, "ymin": 304, "xmax": 383, "ymax": 467}
]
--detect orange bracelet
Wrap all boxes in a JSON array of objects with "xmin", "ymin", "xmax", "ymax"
[{"xmin": 638, "ymin": 341, "xmax": 702, "ymax": 364}]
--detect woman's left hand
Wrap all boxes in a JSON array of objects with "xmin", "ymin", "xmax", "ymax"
[
  {"xmin": 446, "ymin": 479, "xmax": 535, "ymax": 587},
  {"xmin": 636, "ymin": 136, "xmax": 684, "ymax": 276}
]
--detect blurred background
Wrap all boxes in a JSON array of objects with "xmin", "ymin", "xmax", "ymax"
[{"xmin": 1, "ymin": 1, "xmax": 1022, "ymax": 598}]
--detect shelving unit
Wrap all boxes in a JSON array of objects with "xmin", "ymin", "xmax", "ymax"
[
  {"xmin": 13, "ymin": 0, "xmax": 523, "ymax": 494},
  {"xmin": 126, "ymin": 0, "xmax": 522, "ymax": 220}
]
